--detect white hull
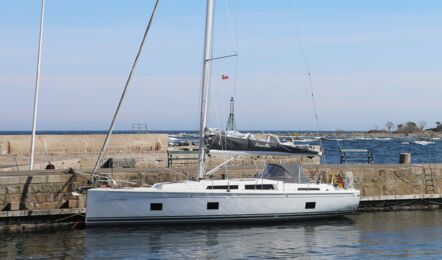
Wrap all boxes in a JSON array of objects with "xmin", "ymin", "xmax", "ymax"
[
  {"xmin": 83, "ymin": 0, "xmax": 361, "ymax": 227},
  {"xmin": 86, "ymin": 179, "xmax": 360, "ymax": 225}
]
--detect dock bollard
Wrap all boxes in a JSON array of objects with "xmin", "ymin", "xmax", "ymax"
[{"xmin": 399, "ymin": 153, "xmax": 411, "ymax": 164}]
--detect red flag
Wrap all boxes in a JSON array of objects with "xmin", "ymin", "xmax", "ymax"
[{"xmin": 221, "ymin": 74, "xmax": 229, "ymax": 80}]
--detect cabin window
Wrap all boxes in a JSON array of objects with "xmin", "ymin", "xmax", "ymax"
[
  {"xmin": 298, "ymin": 188, "xmax": 320, "ymax": 191},
  {"xmin": 305, "ymin": 202, "xmax": 316, "ymax": 209},
  {"xmin": 206, "ymin": 185, "xmax": 238, "ymax": 190},
  {"xmin": 150, "ymin": 203, "xmax": 163, "ymax": 211},
  {"xmin": 244, "ymin": 184, "xmax": 274, "ymax": 190},
  {"xmin": 207, "ymin": 202, "xmax": 219, "ymax": 210}
]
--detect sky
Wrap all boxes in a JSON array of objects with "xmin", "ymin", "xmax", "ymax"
[{"xmin": 1, "ymin": 0, "xmax": 442, "ymax": 131}]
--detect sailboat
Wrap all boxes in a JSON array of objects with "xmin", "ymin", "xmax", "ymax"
[{"xmin": 85, "ymin": 0, "xmax": 360, "ymax": 225}]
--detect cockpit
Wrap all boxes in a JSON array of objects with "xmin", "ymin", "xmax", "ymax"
[{"xmin": 257, "ymin": 163, "xmax": 310, "ymax": 183}]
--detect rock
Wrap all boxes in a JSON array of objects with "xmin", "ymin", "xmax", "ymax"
[
  {"xmin": 9, "ymin": 202, "xmax": 19, "ymax": 211},
  {"xmin": 67, "ymin": 199, "xmax": 78, "ymax": 208}
]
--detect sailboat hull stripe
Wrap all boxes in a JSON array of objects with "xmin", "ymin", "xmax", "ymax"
[{"xmin": 86, "ymin": 211, "xmax": 353, "ymax": 225}]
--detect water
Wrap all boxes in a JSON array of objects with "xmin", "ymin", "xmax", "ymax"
[
  {"xmin": 1, "ymin": 211, "xmax": 441, "ymax": 259},
  {"xmin": 315, "ymin": 137, "xmax": 442, "ymax": 164}
]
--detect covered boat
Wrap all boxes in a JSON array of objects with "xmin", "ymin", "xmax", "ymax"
[{"xmin": 206, "ymin": 128, "xmax": 320, "ymax": 156}]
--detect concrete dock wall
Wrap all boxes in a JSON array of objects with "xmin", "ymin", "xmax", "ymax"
[
  {"xmin": 0, "ymin": 134, "xmax": 168, "ymax": 155},
  {"xmin": 0, "ymin": 172, "xmax": 87, "ymax": 212},
  {"xmin": 1, "ymin": 164, "xmax": 440, "ymax": 212},
  {"xmin": 302, "ymin": 164, "xmax": 441, "ymax": 197},
  {"xmin": 0, "ymin": 164, "xmax": 441, "ymax": 231},
  {"xmin": 0, "ymin": 134, "xmax": 321, "ymax": 171},
  {"xmin": 0, "ymin": 134, "xmax": 169, "ymax": 171}
]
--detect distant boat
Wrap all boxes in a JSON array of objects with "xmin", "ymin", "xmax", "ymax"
[{"xmin": 86, "ymin": 0, "xmax": 360, "ymax": 226}]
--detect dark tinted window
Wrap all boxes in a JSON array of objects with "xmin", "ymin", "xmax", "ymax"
[
  {"xmin": 207, "ymin": 202, "xmax": 219, "ymax": 210},
  {"xmin": 305, "ymin": 202, "xmax": 316, "ymax": 209},
  {"xmin": 206, "ymin": 185, "xmax": 238, "ymax": 190},
  {"xmin": 298, "ymin": 188, "xmax": 320, "ymax": 191},
  {"xmin": 257, "ymin": 163, "xmax": 310, "ymax": 183},
  {"xmin": 244, "ymin": 184, "xmax": 274, "ymax": 190},
  {"xmin": 150, "ymin": 203, "xmax": 163, "ymax": 211}
]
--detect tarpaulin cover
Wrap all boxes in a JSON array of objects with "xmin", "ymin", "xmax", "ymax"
[{"xmin": 205, "ymin": 129, "xmax": 320, "ymax": 156}]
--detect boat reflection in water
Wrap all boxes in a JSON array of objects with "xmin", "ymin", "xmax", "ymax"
[{"xmin": 2, "ymin": 211, "xmax": 441, "ymax": 258}]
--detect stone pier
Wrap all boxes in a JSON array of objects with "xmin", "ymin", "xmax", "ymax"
[
  {"xmin": 0, "ymin": 134, "xmax": 169, "ymax": 171},
  {"xmin": 0, "ymin": 163, "xmax": 441, "ymax": 231}
]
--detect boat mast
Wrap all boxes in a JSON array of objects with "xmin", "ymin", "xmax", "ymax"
[
  {"xmin": 30, "ymin": 0, "xmax": 46, "ymax": 170},
  {"xmin": 197, "ymin": 0, "xmax": 215, "ymax": 180},
  {"xmin": 90, "ymin": 0, "xmax": 160, "ymax": 181}
]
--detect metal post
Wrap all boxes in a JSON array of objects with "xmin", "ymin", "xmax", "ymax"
[
  {"xmin": 226, "ymin": 97, "xmax": 235, "ymax": 131},
  {"xmin": 197, "ymin": 0, "xmax": 215, "ymax": 180},
  {"xmin": 30, "ymin": 0, "xmax": 46, "ymax": 170}
]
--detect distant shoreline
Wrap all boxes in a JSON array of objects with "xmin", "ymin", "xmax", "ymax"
[{"xmin": 1, "ymin": 130, "xmax": 441, "ymax": 138}]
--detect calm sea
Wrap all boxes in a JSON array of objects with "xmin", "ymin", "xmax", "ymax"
[{"xmin": 1, "ymin": 211, "xmax": 441, "ymax": 259}]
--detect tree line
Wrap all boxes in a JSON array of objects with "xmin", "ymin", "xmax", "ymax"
[{"xmin": 370, "ymin": 121, "xmax": 442, "ymax": 133}]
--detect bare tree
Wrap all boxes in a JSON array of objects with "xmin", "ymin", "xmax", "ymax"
[
  {"xmin": 436, "ymin": 121, "xmax": 442, "ymax": 131},
  {"xmin": 386, "ymin": 121, "xmax": 394, "ymax": 133},
  {"xmin": 419, "ymin": 121, "xmax": 427, "ymax": 131}
]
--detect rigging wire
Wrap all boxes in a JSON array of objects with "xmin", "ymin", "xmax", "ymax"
[
  {"xmin": 286, "ymin": 1, "xmax": 350, "ymax": 170},
  {"xmin": 222, "ymin": 0, "xmax": 239, "ymax": 170},
  {"xmin": 285, "ymin": 0, "xmax": 327, "ymax": 164},
  {"xmin": 91, "ymin": 0, "xmax": 161, "ymax": 181},
  {"xmin": 210, "ymin": 78, "xmax": 222, "ymax": 131},
  {"xmin": 211, "ymin": 0, "xmax": 239, "ymax": 140},
  {"xmin": 224, "ymin": 0, "xmax": 239, "ymax": 100}
]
